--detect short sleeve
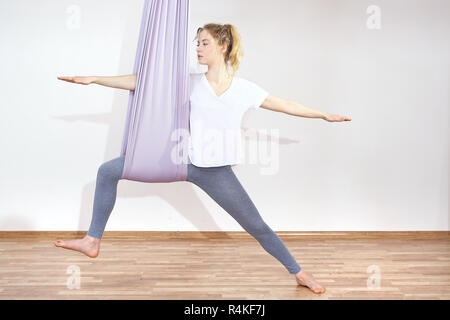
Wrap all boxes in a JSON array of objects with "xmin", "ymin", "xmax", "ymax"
[{"xmin": 243, "ymin": 79, "xmax": 269, "ymax": 110}]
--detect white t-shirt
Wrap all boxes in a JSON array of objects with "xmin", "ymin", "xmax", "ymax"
[{"xmin": 188, "ymin": 72, "xmax": 269, "ymax": 167}]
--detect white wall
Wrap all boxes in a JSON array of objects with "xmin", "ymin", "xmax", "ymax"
[{"xmin": 0, "ymin": 0, "xmax": 448, "ymax": 232}]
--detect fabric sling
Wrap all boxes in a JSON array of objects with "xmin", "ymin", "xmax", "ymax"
[{"xmin": 120, "ymin": 0, "xmax": 191, "ymax": 183}]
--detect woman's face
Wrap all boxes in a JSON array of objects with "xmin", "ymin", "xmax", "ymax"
[{"xmin": 196, "ymin": 30, "xmax": 226, "ymax": 66}]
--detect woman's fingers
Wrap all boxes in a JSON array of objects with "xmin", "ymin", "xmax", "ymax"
[
  {"xmin": 57, "ymin": 76, "xmax": 91, "ymax": 85},
  {"xmin": 324, "ymin": 114, "xmax": 352, "ymax": 122},
  {"xmin": 335, "ymin": 115, "xmax": 351, "ymax": 121},
  {"xmin": 57, "ymin": 76, "xmax": 75, "ymax": 83}
]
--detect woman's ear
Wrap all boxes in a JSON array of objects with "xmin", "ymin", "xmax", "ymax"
[{"xmin": 221, "ymin": 43, "xmax": 227, "ymax": 55}]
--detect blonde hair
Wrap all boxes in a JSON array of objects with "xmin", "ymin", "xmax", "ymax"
[{"xmin": 195, "ymin": 23, "xmax": 243, "ymax": 77}]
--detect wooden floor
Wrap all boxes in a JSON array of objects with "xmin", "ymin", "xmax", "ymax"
[{"xmin": 0, "ymin": 231, "xmax": 449, "ymax": 300}]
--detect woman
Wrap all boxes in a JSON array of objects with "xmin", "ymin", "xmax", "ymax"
[{"xmin": 55, "ymin": 23, "xmax": 351, "ymax": 294}]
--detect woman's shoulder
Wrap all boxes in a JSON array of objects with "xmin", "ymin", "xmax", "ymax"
[
  {"xmin": 236, "ymin": 76, "xmax": 266, "ymax": 91},
  {"xmin": 237, "ymin": 76, "xmax": 256, "ymax": 85},
  {"xmin": 236, "ymin": 76, "xmax": 258, "ymax": 87},
  {"xmin": 189, "ymin": 73, "xmax": 204, "ymax": 95},
  {"xmin": 189, "ymin": 72, "xmax": 203, "ymax": 83},
  {"xmin": 235, "ymin": 76, "xmax": 259, "ymax": 92}
]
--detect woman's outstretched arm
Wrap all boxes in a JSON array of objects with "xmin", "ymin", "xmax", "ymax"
[
  {"xmin": 260, "ymin": 94, "xmax": 352, "ymax": 122},
  {"xmin": 57, "ymin": 74, "xmax": 137, "ymax": 91}
]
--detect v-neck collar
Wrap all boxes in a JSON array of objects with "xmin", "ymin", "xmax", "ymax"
[{"xmin": 202, "ymin": 73, "xmax": 235, "ymax": 99}]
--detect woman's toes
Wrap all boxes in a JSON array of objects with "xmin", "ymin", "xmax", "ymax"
[{"xmin": 314, "ymin": 287, "xmax": 326, "ymax": 294}]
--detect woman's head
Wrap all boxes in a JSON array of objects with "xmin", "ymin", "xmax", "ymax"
[{"xmin": 195, "ymin": 23, "xmax": 243, "ymax": 77}]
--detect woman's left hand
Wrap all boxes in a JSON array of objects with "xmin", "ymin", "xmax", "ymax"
[{"xmin": 322, "ymin": 113, "xmax": 352, "ymax": 122}]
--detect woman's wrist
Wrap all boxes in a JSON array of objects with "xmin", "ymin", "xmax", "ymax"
[{"xmin": 320, "ymin": 112, "xmax": 328, "ymax": 120}]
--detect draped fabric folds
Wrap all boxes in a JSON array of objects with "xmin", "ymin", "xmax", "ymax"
[{"xmin": 120, "ymin": 0, "xmax": 191, "ymax": 183}]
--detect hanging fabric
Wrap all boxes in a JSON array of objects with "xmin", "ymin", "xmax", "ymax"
[{"xmin": 119, "ymin": 0, "xmax": 191, "ymax": 183}]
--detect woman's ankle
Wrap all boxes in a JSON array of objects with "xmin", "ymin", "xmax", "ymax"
[
  {"xmin": 85, "ymin": 234, "xmax": 101, "ymax": 242},
  {"xmin": 295, "ymin": 270, "xmax": 304, "ymax": 277}
]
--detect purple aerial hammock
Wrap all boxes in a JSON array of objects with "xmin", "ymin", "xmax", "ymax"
[{"xmin": 120, "ymin": 0, "xmax": 191, "ymax": 183}]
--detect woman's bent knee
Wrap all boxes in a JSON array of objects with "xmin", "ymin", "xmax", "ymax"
[{"xmin": 97, "ymin": 157, "xmax": 125, "ymax": 181}]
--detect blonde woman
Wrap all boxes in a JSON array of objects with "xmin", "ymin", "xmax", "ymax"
[{"xmin": 56, "ymin": 23, "xmax": 351, "ymax": 294}]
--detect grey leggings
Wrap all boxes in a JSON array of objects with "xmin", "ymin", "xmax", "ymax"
[{"xmin": 87, "ymin": 156, "xmax": 302, "ymax": 274}]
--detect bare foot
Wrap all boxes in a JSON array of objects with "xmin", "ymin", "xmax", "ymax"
[
  {"xmin": 54, "ymin": 235, "xmax": 101, "ymax": 258},
  {"xmin": 295, "ymin": 270, "xmax": 326, "ymax": 294}
]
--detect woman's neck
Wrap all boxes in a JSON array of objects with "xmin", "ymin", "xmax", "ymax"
[{"xmin": 205, "ymin": 64, "xmax": 232, "ymax": 84}]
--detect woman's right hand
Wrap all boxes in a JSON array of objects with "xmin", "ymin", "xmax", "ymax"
[{"xmin": 57, "ymin": 76, "xmax": 96, "ymax": 85}]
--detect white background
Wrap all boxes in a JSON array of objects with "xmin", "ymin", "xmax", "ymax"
[{"xmin": 0, "ymin": 0, "xmax": 448, "ymax": 232}]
